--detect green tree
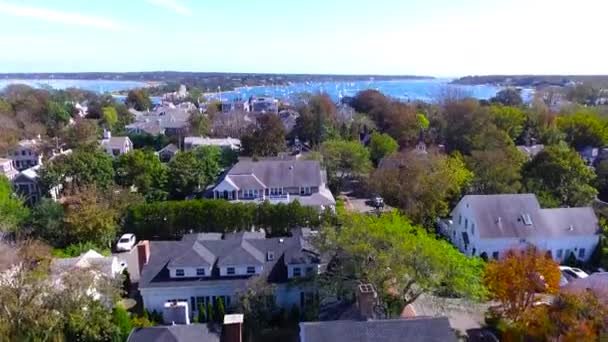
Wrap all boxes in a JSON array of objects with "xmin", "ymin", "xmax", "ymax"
[
  {"xmin": 101, "ymin": 106, "xmax": 118, "ymax": 130},
  {"xmin": 112, "ymin": 305, "xmax": 132, "ymax": 342},
  {"xmin": 188, "ymin": 112, "xmax": 210, "ymax": 136},
  {"xmin": 320, "ymin": 139, "xmax": 372, "ymax": 192},
  {"xmin": 368, "ymin": 132, "xmax": 398, "ymax": 166},
  {"xmin": 115, "ymin": 149, "xmax": 169, "ymax": 201},
  {"xmin": 523, "ymin": 143, "xmax": 597, "ymax": 207},
  {"xmin": 293, "ymin": 94, "xmax": 337, "ymax": 146},
  {"xmin": 40, "ymin": 148, "xmax": 115, "ymax": 194},
  {"xmin": 30, "ymin": 198, "xmax": 65, "ymax": 246},
  {"xmin": 192, "ymin": 146, "xmax": 223, "ymax": 183},
  {"xmin": 125, "ymin": 89, "xmax": 152, "ymax": 111},
  {"xmin": 216, "ymin": 297, "xmax": 225, "ymax": 324},
  {"xmin": 491, "ymin": 88, "xmax": 523, "ymax": 107},
  {"xmin": 197, "ymin": 303, "xmax": 206, "ymax": 323},
  {"xmin": 62, "ymin": 186, "xmax": 118, "ymax": 247},
  {"xmin": 167, "ymin": 152, "xmax": 206, "ymax": 199},
  {"xmin": 467, "ymin": 147, "xmax": 525, "ymax": 194},
  {"xmin": 0, "ymin": 175, "xmax": 29, "ymax": 232},
  {"xmin": 62, "ymin": 119, "xmax": 99, "ymax": 150},
  {"xmin": 242, "ymin": 113, "xmax": 286, "ymax": 157},
  {"xmin": 556, "ymin": 110, "xmax": 608, "ymax": 149},
  {"xmin": 317, "ymin": 212, "xmax": 486, "ymax": 311},
  {"xmin": 489, "ymin": 105, "xmax": 526, "ymax": 141},
  {"xmin": 370, "ymin": 151, "xmax": 472, "ymax": 227},
  {"xmin": 46, "ymin": 100, "xmax": 72, "ymax": 134}
]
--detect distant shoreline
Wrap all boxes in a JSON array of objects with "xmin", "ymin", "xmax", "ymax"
[{"xmin": 452, "ymin": 75, "xmax": 608, "ymax": 88}]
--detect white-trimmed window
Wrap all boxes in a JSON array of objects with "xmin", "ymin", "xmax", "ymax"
[
  {"xmin": 247, "ymin": 266, "xmax": 256, "ymax": 274},
  {"xmin": 196, "ymin": 268, "xmax": 205, "ymax": 276},
  {"xmin": 300, "ymin": 186, "xmax": 312, "ymax": 195},
  {"xmin": 293, "ymin": 267, "xmax": 301, "ymax": 277},
  {"xmin": 176, "ymin": 269, "xmax": 185, "ymax": 277},
  {"xmin": 270, "ymin": 187, "xmax": 283, "ymax": 195},
  {"xmin": 227, "ymin": 267, "xmax": 235, "ymax": 275}
]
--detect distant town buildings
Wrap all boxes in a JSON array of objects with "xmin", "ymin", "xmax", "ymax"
[
  {"xmin": 250, "ymin": 96, "xmax": 279, "ymax": 114},
  {"xmin": 126, "ymin": 104, "xmax": 192, "ymax": 136},
  {"xmin": 184, "ymin": 136, "xmax": 241, "ymax": 151}
]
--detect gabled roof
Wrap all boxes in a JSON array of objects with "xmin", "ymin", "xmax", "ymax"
[
  {"xmin": 455, "ymin": 194, "xmax": 600, "ymax": 239},
  {"xmin": 299, "ymin": 317, "xmax": 456, "ymax": 342},
  {"xmin": 140, "ymin": 228, "xmax": 322, "ymax": 289},
  {"xmin": 127, "ymin": 324, "xmax": 220, "ymax": 342},
  {"xmin": 226, "ymin": 159, "xmax": 323, "ymax": 188},
  {"xmin": 159, "ymin": 144, "xmax": 179, "ymax": 154},
  {"xmin": 101, "ymin": 136, "xmax": 131, "ymax": 149}
]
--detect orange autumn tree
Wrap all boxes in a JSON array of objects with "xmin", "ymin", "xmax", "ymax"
[
  {"xmin": 484, "ymin": 247, "xmax": 561, "ymax": 321},
  {"xmin": 525, "ymin": 291, "xmax": 608, "ymax": 342}
]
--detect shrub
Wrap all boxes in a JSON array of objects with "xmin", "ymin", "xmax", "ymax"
[{"xmin": 51, "ymin": 242, "xmax": 111, "ymax": 258}]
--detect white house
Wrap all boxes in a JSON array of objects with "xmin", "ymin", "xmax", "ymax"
[
  {"xmin": 100, "ymin": 131, "xmax": 133, "ymax": 157},
  {"xmin": 212, "ymin": 159, "xmax": 335, "ymax": 210},
  {"xmin": 443, "ymin": 194, "xmax": 601, "ymax": 263},
  {"xmin": 184, "ymin": 136, "xmax": 241, "ymax": 151},
  {"xmin": 8, "ymin": 138, "xmax": 43, "ymax": 171},
  {"xmin": 139, "ymin": 228, "xmax": 323, "ymax": 318},
  {"xmin": 0, "ymin": 158, "xmax": 18, "ymax": 181}
]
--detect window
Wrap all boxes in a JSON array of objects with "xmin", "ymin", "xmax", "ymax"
[
  {"xmin": 519, "ymin": 239, "xmax": 526, "ymax": 244},
  {"xmin": 465, "ymin": 219, "xmax": 468, "ymax": 230},
  {"xmin": 306, "ymin": 267, "xmax": 314, "ymax": 274},
  {"xmin": 471, "ymin": 224, "xmax": 475, "ymax": 235},
  {"xmin": 300, "ymin": 186, "xmax": 311, "ymax": 195},
  {"xmin": 293, "ymin": 267, "xmax": 301, "ymax": 277},
  {"xmin": 556, "ymin": 249, "xmax": 563, "ymax": 259},
  {"xmin": 112, "ymin": 149, "xmax": 120, "ymax": 156},
  {"xmin": 175, "ymin": 269, "xmax": 185, "ymax": 277},
  {"xmin": 267, "ymin": 251, "xmax": 275, "ymax": 261},
  {"xmin": 492, "ymin": 252, "xmax": 499, "ymax": 260},
  {"xmin": 458, "ymin": 215, "xmax": 462, "ymax": 225},
  {"xmin": 196, "ymin": 268, "xmax": 205, "ymax": 276},
  {"xmin": 579, "ymin": 248, "xmax": 586, "ymax": 259},
  {"xmin": 227, "ymin": 267, "xmax": 235, "ymax": 275},
  {"xmin": 21, "ymin": 150, "xmax": 26, "ymax": 156},
  {"xmin": 247, "ymin": 266, "xmax": 256, "ymax": 274}
]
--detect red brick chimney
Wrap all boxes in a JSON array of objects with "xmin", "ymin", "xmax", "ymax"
[
  {"xmin": 136, "ymin": 240, "xmax": 150, "ymax": 275},
  {"xmin": 223, "ymin": 314, "xmax": 244, "ymax": 342}
]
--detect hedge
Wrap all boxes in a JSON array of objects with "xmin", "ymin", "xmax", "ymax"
[{"xmin": 122, "ymin": 199, "xmax": 324, "ymax": 239}]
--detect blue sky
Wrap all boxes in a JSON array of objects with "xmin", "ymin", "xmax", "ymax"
[{"xmin": 0, "ymin": 0, "xmax": 606, "ymax": 76}]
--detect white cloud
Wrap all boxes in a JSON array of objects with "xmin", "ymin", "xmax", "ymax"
[
  {"xmin": 0, "ymin": 2, "xmax": 132, "ymax": 32},
  {"xmin": 146, "ymin": 0, "xmax": 192, "ymax": 16}
]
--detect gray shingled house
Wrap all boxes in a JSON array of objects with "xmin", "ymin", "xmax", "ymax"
[
  {"xmin": 139, "ymin": 228, "xmax": 324, "ymax": 318},
  {"xmin": 212, "ymin": 159, "xmax": 335, "ymax": 210}
]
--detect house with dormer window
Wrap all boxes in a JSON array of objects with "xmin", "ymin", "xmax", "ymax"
[
  {"xmin": 444, "ymin": 194, "xmax": 601, "ymax": 263},
  {"xmin": 139, "ymin": 228, "xmax": 324, "ymax": 317},
  {"xmin": 212, "ymin": 159, "xmax": 335, "ymax": 210}
]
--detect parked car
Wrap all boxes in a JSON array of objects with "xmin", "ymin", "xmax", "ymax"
[
  {"xmin": 116, "ymin": 233, "xmax": 136, "ymax": 252},
  {"xmin": 559, "ymin": 266, "xmax": 589, "ymax": 282},
  {"xmin": 372, "ymin": 196, "xmax": 384, "ymax": 208}
]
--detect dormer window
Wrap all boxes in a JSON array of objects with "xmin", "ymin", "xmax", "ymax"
[
  {"xmin": 175, "ymin": 269, "xmax": 185, "ymax": 277},
  {"xmin": 267, "ymin": 251, "xmax": 275, "ymax": 261},
  {"xmin": 196, "ymin": 268, "xmax": 205, "ymax": 276},
  {"xmin": 247, "ymin": 266, "xmax": 256, "ymax": 274},
  {"xmin": 293, "ymin": 267, "xmax": 301, "ymax": 277},
  {"xmin": 227, "ymin": 267, "xmax": 235, "ymax": 275}
]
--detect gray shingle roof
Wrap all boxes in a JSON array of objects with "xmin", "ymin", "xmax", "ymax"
[
  {"xmin": 101, "ymin": 137, "xmax": 130, "ymax": 149},
  {"xmin": 299, "ymin": 317, "xmax": 456, "ymax": 342},
  {"xmin": 140, "ymin": 228, "xmax": 321, "ymax": 289},
  {"xmin": 127, "ymin": 324, "xmax": 220, "ymax": 342},
  {"xmin": 456, "ymin": 194, "xmax": 600, "ymax": 239},
  {"xmin": 227, "ymin": 160, "xmax": 323, "ymax": 188}
]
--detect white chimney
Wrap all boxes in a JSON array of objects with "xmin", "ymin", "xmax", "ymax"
[{"xmin": 103, "ymin": 129, "xmax": 111, "ymax": 140}]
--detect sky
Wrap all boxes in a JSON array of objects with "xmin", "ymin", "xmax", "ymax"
[{"xmin": 0, "ymin": 0, "xmax": 607, "ymax": 76}]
